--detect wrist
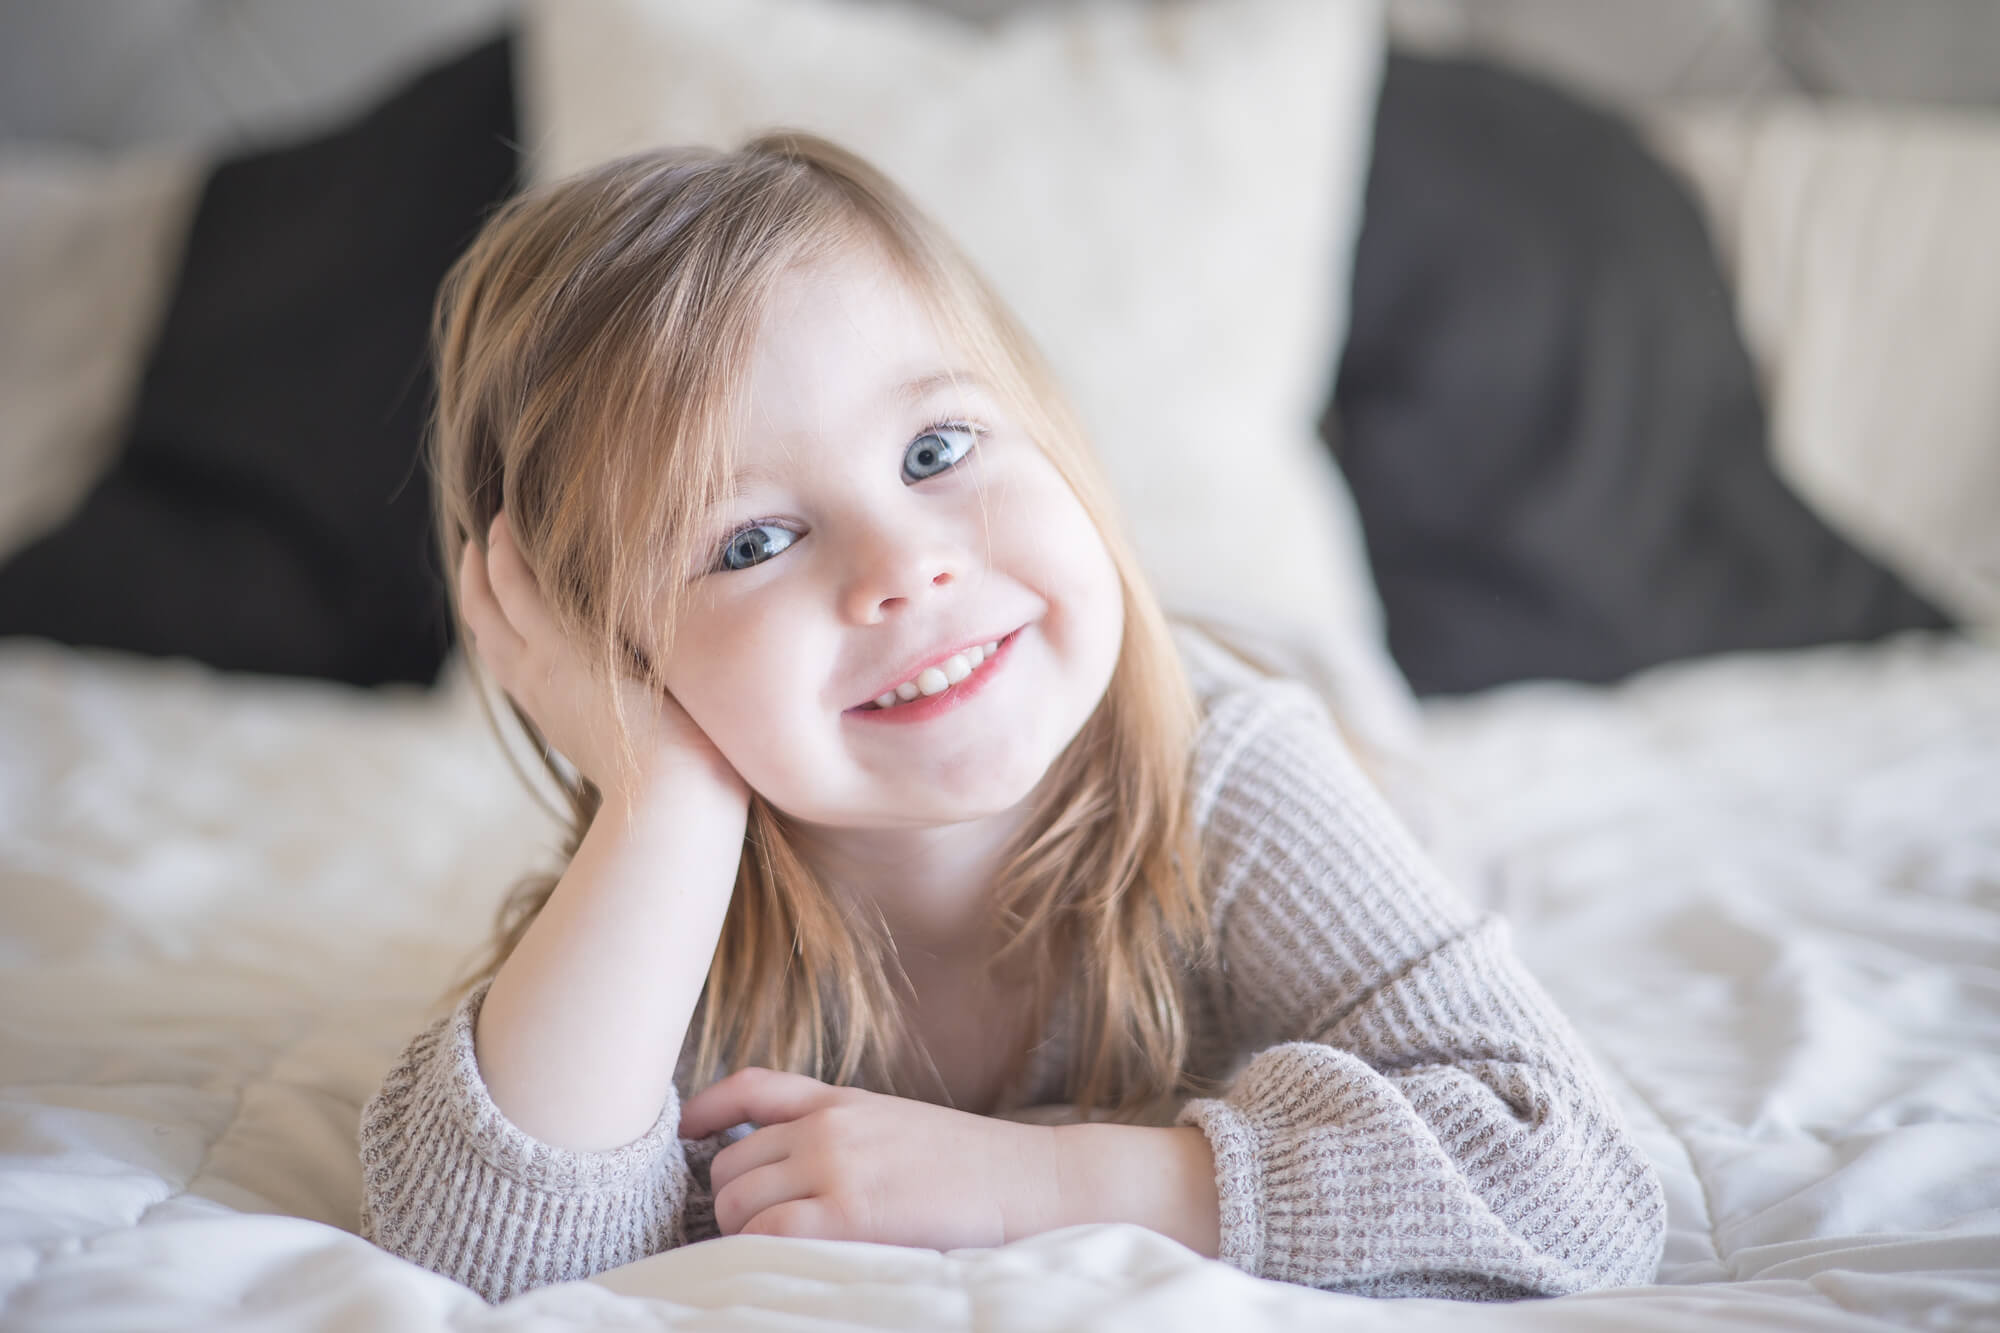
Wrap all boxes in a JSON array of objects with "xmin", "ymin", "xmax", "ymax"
[
  {"xmin": 602, "ymin": 746, "xmax": 748, "ymax": 820},
  {"xmin": 1002, "ymin": 1122, "xmax": 1071, "ymax": 1244},
  {"xmin": 1028, "ymin": 1122, "xmax": 1221, "ymax": 1258}
]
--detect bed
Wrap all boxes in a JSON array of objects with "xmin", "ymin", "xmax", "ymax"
[
  {"xmin": 4, "ymin": 626, "xmax": 1996, "ymax": 1330},
  {"xmin": 5, "ymin": 1, "xmax": 2000, "ymax": 1328}
]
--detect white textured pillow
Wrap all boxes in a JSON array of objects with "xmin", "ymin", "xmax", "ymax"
[
  {"xmin": 517, "ymin": 0, "xmax": 1421, "ymax": 755},
  {"xmin": 0, "ymin": 147, "xmax": 200, "ymax": 563},
  {"xmin": 1647, "ymin": 100, "xmax": 2000, "ymax": 634}
]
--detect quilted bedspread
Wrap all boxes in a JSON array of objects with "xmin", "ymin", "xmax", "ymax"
[{"xmin": 3, "ymin": 628, "xmax": 1996, "ymax": 1330}]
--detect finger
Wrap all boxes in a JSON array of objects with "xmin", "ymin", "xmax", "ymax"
[
  {"xmin": 483, "ymin": 510, "xmax": 565, "ymax": 651},
  {"xmin": 680, "ymin": 1067, "xmax": 839, "ymax": 1140},
  {"xmin": 740, "ymin": 1198, "xmax": 836, "ymax": 1241},
  {"xmin": 458, "ymin": 539, "xmax": 525, "ymax": 667},
  {"xmin": 713, "ymin": 1157, "xmax": 807, "ymax": 1237},
  {"xmin": 708, "ymin": 1122, "xmax": 790, "ymax": 1198}
]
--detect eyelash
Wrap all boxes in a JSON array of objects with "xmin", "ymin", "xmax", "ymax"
[{"xmin": 712, "ymin": 417, "xmax": 984, "ymax": 572}]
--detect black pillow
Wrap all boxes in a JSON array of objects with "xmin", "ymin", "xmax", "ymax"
[
  {"xmin": 0, "ymin": 35, "xmax": 518, "ymax": 687},
  {"xmin": 1328, "ymin": 53, "xmax": 1952, "ymax": 696}
]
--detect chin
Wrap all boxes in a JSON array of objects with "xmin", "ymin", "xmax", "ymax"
[
  {"xmin": 920, "ymin": 765, "xmax": 1055, "ymax": 824},
  {"xmin": 902, "ymin": 746, "xmax": 1070, "ymax": 826},
  {"xmin": 760, "ymin": 762, "xmax": 1048, "ymax": 830}
]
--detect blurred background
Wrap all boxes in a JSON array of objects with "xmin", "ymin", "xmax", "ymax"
[
  {"xmin": 0, "ymin": 0, "xmax": 1994, "ymax": 700},
  {"xmin": 5, "ymin": 1, "xmax": 1997, "ymax": 150}
]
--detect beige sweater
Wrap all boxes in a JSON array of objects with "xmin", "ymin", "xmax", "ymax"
[{"xmin": 358, "ymin": 630, "xmax": 1667, "ymax": 1303}]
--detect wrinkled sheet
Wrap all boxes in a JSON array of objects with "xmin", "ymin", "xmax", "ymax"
[{"xmin": 2, "ymin": 630, "xmax": 1996, "ymax": 1330}]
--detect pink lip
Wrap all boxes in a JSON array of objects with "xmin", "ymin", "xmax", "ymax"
[
  {"xmin": 845, "ymin": 629, "xmax": 1021, "ymax": 725},
  {"xmin": 850, "ymin": 625, "xmax": 1025, "ymax": 710}
]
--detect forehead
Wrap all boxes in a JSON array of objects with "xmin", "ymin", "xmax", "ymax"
[{"xmin": 737, "ymin": 247, "xmax": 969, "ymax": 451}]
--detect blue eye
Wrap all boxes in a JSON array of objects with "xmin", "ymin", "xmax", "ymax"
[
  {"xmin": 717, "ymin": 522, "xmax": 797, "ymax": 572},
  {"xmin": 903, "ymin": 424, "xmax": 978, "ymax": 482}
]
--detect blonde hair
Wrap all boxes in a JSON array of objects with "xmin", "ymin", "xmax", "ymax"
[{"xmin": 430, "ymin": 131, "xmax": 1222, "ymax": 1121}]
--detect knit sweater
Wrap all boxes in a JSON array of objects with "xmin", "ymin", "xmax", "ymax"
[{"xmin": 358, "ymin": 628, "xmax": 1667, "ymax": 1304}]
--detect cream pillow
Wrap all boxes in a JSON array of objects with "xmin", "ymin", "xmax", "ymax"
[
  {"xmin": 1647, "ymin": 100, "xmax": 2000, "ymax": 634},
  {"xmin": 0, "ymin": 148, "xmax": 200, "ymax": 563},
  {"xmin": 516, "ymin": 0, "xmax": 1422, "ymax": 757}
]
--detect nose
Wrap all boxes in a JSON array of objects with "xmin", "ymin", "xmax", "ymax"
[{"xmin": 836, "ymin": 513, "xmax": 967, "ymax": 625}]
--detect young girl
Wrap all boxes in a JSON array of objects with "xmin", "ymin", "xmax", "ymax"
[{"xmin": 358, "ymin": 131, "xmax": 1666, "ymax": 1305}]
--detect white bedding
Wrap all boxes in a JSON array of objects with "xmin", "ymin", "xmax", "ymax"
[{"xmin": 3, "ymin": 629, "xmax": 1996, "ymax": 1330}]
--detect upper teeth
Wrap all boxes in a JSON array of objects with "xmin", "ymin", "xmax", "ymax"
[{"xmin": 871, "ymin": 640, "xmax": 1002, "ymax": 709}]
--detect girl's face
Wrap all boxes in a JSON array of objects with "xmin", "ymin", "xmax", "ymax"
[{"xmin": 656, "ymin": 244, "xmax": 1125, "ymax": 828}]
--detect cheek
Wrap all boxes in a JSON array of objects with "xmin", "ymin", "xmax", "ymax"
[
  {"xmin": 659, "ymin": 604, "xmax": 801, "ymax": 759},
  {"xmin": 1015, "ymin": 479, "xmax": 1122, "ymax": 624},
  {"xmin": 1071, "ymin": 543, "xmax": 1127, "ymax": 679},
  {"xmin": 659, "ymin": 597, "xmax": 853, "ymax": 815}
]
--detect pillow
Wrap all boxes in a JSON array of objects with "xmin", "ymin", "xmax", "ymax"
[
  {"xmin": 0, "ymin": 34, "xmax": 519, "ymax": 688},
  {"xmin": 0, "ymin": 147, "xmax": 200, "ymax": 562},
  {"xmin": 517, "ymin": 0, "xmax": 1423, "ymax": 756},
  {"xmin": 1646, "ymin": 100, "xmax": 2000, "ymax": 634},
  {"xmin": 1327, "ymin": 53, "xmax": 1950, "ymax": 696}
]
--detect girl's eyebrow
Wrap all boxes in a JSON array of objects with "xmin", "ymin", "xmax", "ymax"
[
  {"xmin": 719, "ymin": 371, "xmax": 987, "ymax": 496},
  {"xmin": 895, "ymin": 368, "xmax": 984, "ymax": 404},
  {"xmin": 721, "ymin": 464, "xmax": 782, "ymax": 500}
]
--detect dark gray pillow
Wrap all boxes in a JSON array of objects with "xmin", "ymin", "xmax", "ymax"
[
  {"xmin": 0, "ymin": 35, "xmax": 517, "ymax": 686},
  {"xmin": 1328, "ymin": 53, "xmax": 1952, "ymax": 696}
]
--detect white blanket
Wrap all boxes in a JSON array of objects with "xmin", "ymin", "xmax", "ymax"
[{"xmin": 3, "ymin": 630, "xmax": 1996, "ymax": 1330}]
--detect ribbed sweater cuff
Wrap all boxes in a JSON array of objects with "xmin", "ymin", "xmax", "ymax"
[
  {"xmin": 1175, "ymin": 1094, "xmax": 1268, "ymax": 1276},
  {"xmin": 1180, "ymin": 1041, "xmax": 1394, "ymax": 1285},
  {"xmin": 429, "ymin": 979, "xmax": 689, "ymax": 1190},
  {"xmin": 358, "ymin": 979, "xmax": 705, "ymax": 1301}
]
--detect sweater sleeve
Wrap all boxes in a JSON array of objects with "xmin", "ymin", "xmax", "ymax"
[
  {"xmin": 357, "ymin": 977, "xmax": 743, "ymax": 1303},
  {"xmin": 1173, "ymin": 679, "xmax": 1667, "ymax": 1300}
]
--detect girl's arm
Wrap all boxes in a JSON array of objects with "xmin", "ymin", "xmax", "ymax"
[
  {"xmin": 358, "ymin": 757, "xmax": 749, "ymax": 1304},
  {"xmin": 359, "ymin": 518, "xmax": 754, "ymax": 1302},
  {"xmin": 458, "ymin": 512, "xmax": 753, "ymax": 1152},
  {"xmin": 474, "ymin": 755, "xmax": 748, "ymax": 1152},
  {"xmin": 1166, "ymin": 676, "xmax": 1667, "ymax": 1299}
]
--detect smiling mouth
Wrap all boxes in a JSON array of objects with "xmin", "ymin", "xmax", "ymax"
[
  {"xmin": 845, "ymin": 629, "xmax": 1023, "ymax": 724},
  {"xmin": 857, "ymin": 630, "xmax": 1017, "ymax": 711}
]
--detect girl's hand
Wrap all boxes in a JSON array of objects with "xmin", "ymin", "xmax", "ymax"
[
  {"xmin": 459, "ymin": 510, "xmax": 744, "ymax": 803},
  {"xmin": 681, "ymin": 1068, "xmax": 1061, "ymax": 1252}
]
